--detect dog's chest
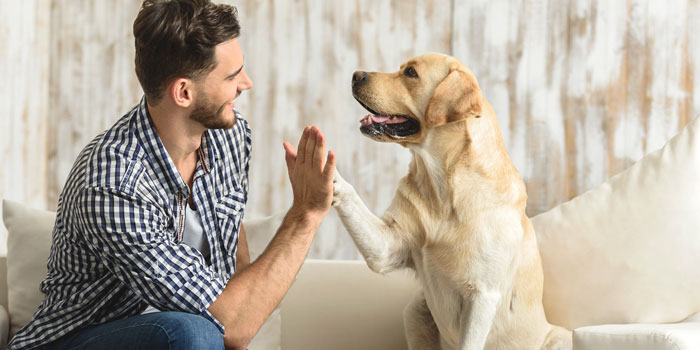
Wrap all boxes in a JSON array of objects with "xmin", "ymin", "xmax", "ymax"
[{"xmin": 409, "ymin": 221, "xmax": 521, "ymax": 346}]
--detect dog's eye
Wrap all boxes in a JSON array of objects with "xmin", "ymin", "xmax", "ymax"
[{"xmin": 404, "ymin": 66, "xmax": 418, "ymax": 78}]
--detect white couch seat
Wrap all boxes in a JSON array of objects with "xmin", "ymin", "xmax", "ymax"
[{"xmin": 572, "ymin": 312, "xmax": 700, "ymax": 350}]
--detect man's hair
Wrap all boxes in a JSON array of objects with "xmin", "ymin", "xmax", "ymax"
[{"xmin": 133, "ymin": 0, "xmax": 240, "ymax": 103}]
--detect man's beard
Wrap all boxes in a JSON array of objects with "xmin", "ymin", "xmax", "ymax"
[{"xmin": 190, "ymin": 93, "xmax": 235, "ymax": 129}]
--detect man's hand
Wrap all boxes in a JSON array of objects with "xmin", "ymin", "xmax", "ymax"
[{"xmin": 282, "ymin": 126, "xmax": 335, "ymax": 221}]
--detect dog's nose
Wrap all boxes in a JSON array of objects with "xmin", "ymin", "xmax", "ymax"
[{"xmin": 352, "ymin": 71, "xmax": 367, "ymax": 86}]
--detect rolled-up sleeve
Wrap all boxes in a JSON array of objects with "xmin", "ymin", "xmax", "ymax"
[{"xmin": 75, "ymin": 186, "xmax": 226, "ymax": 332}]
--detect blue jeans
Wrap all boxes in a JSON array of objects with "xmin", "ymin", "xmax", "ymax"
[{"xmin": 44, "ymin": 311, "xmax": 224, "ymax": 350}]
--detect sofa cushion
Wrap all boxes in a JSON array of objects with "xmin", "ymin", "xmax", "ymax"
[
  {"xmin": 532, "ymin": 116, "xmax": 700, "ymax": 330},
  {"xmin": 281, "ymin": 259, "xmax": 418, "ymax": 350},
  {"xmin": 572, "ymin": 312, "xmax": 700, "ymax": 350},
  {"xmin": 2, "ymin": 199, "xmax": 55, "ymax": 337}
]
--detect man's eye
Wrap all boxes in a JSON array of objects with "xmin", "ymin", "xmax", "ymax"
[{"xmin": 404, "ymin": 67, "xmax": 418, "ymax": 78}]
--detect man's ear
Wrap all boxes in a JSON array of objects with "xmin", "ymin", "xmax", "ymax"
[
  {"xmin": 424, "ymin": 68, "xmax": 482, "ymax": 128},
  {"xmin": 169, "ymin": 78, "xmax": 194, "ymax": 108}
]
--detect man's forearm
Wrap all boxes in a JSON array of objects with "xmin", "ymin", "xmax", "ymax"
[{"xmin": 208, "ymin": 206, "xmax": 321, "ymax": 349}]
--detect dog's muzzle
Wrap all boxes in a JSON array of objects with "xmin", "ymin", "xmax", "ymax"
[{"xmin": 351, "ymin": 71, "xmax": 421, "ymax": 139}]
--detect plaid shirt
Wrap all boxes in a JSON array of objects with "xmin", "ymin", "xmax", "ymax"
[{"xmin": 9, "ymin": 97, "xmax": 251, "ymax": 349}]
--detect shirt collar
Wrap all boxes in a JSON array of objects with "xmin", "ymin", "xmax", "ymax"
[
  {"xmin": 198, "ymin": 130, "xmax": 219, "ymax": 175},
  {"xmin": 134, "ymin": 96, "xmax": 218, "ymax": 196}
]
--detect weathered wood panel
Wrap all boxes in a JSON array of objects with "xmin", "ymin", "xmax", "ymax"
[
  {"xmin": 0, "ymin": 0, "xmax": 50, "ymax": 256},
  {"xmin": 452, "ymin": 0, "xmax": 700, "ymax": 215},
  {"xmin": 46, "ymin": 0, "xmax": 143, "ymax": 209},
  {"xmin": 2, "ymin": 0, "xmax": 698, "ymax": 259}
]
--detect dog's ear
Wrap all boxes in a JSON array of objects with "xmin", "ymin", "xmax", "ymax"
[{"xmin": 424, "ymin": 67, "xmax": 482, "ymax": 128}]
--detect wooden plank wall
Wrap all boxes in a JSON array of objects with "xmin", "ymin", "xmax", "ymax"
[
  {"xmin": 0, "ymin": 0, "xmax": 50, "ymax": 256},
  {"xmin": 1, "ymin": 0, "xmax": 698, "ymax": 259},
  {"xmin": 453, "ymin": 0, "xmax": 700, "ymax": 214}
]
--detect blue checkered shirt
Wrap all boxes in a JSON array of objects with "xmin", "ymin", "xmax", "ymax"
[{"xmin": 9, "ymin": 97, "xmax": 251, "ymax": 349}]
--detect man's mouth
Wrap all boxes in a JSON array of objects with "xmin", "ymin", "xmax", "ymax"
[
  {"xmin": 228, "ymin": 91, "xmax": 242, "ymax": 109},
  {"xmin": 354, "ymin": 97, "xmax": 420, "ymax": 138}
]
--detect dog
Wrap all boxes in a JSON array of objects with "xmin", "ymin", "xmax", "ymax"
[{"xmin": 332, "ymin": 53, "xmax": 572, "ymax": 350}]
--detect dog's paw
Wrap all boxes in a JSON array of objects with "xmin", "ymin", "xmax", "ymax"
[{"xmin": 332, "ymin": 169, "xmax": 354, "ymax": 207}]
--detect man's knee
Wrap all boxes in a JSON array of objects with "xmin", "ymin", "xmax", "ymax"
[{"xmin": 155, "ymin": 312, "xmax": 224, "ymax": 350}]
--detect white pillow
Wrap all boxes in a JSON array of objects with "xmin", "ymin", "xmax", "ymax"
[
  {"xmin": 244, "ymin": 212, "xmax": 285, "ymax": 350},
  {"xmin": 532, "ymin": 116, "xmax": 700, "ymax": 330},
  {"xmin": 2, "ymin": 199, "xmax": 55, "ymax": 337}
]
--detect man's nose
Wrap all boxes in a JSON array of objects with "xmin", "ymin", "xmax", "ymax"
[
  {"xmin": 352, "ymin": 71, "xmax": 367, "ymax": 87},
  {"xmin": 239, "ymin": 70, "xmax": 253, "ymax": 91}
]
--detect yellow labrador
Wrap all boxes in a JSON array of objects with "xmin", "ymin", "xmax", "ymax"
[{"xmin": 332, "ymin": 53, "xmax": 571, "ymax": 350}]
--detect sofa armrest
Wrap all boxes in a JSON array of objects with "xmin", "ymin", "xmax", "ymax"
[
  {"xmin": 0, "ymin": 304, "xmax": 9, "ymax": 350},
  {"xmin": 0, "ymin": 257, "xmax": 7, "ymax": 312}
]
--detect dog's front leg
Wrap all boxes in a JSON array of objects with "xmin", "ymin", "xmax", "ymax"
[
  {"xmin": 458, "ymin": 289, "xmax": 501, "ymax": 350},
  {"xmin": 333, "ymin": 170, "xmax": 407, "ymax": 274}
]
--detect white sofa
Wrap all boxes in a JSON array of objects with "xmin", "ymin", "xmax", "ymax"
[
  {"xmin": 3, "ymin": 116, "xmax": 700, "ymax": 349},
  {"xmin": 1, "ymin": 233, "xmax": 699, "ymax": 350}
]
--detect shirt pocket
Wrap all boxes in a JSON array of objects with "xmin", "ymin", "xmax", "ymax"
[{"xmin": 214, "ymin": 191, "xmax": 246, "ymax": 254}]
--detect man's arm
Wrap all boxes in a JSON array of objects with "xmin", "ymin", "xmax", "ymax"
[{"xmin": 208, "ymin": 126, "xmax": 335, "ymax": 350}]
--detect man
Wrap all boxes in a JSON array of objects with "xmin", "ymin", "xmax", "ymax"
[{"xmin": 8, "ymin": 0, "xmax": 335, "ymax": 349}]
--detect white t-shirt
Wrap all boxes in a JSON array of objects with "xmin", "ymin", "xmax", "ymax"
[{"xmin": 142, "ymin": 204, "xmax": 210, "ymax": 314}]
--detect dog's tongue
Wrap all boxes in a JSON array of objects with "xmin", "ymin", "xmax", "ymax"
[
  {"xmin": 370, "ymin": 115, "xmax": 390, "ymax": 123},
  {"xmin": 360, "ymin": 114, "xmax": 408, "ymax": 125},
  {"xmin": 361, "ymin": 114, "xmax": 386, "ymax": 125}
]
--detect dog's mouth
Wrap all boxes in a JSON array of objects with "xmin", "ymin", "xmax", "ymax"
[{"xmin": 354, "ymin": 97, "xmax": 420, "ymax": 138}]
